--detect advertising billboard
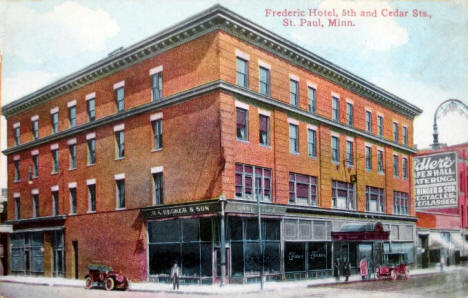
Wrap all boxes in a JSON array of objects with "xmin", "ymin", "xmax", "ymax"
[{"xmin": 414, "ymin": 151, "xmax": 458, "ymax": 209}]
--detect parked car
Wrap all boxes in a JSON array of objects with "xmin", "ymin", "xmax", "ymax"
[
  {"xmin": 376, "ymin": 253, "xmax": 409, "ymax": 280},
  {"xmin": 85, "ymin": 264, "xmax": 129, "ymax": 291}
]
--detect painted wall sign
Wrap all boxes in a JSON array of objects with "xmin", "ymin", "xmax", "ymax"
[{"xmin": 414, "ymin": 151, "xmax": 458, "ymax": 209}]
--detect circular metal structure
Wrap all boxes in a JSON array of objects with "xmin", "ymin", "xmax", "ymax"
[{"xmin": 432, "ymin": 99, "xmax": 468, "ymax": 149}]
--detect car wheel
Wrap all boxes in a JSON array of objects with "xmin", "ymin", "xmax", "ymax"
[
  {"xmin": 391, "ymin": 270, "xmax": 397, "ymax": 280},
  {"xmin": 105, "ymin": 277, "xmax": 115, "ymax": 291},
  {"xmin": 85, "ymin": 277, "xmax": 92, "ymax": 289}
]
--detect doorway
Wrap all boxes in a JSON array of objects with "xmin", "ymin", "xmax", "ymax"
[{"xmin": 72, "ymin": 240, "xmax": 78, "ymax": 279}]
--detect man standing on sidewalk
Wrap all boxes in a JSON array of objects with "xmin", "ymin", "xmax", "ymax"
[
  {"xmin": 170, "ymin": 261, "xmax": 180, "ymax": 290},
  {"xmin": 333, "ymin": 258, "xmax": 341, "ymax": 281},
  {"xmin": 360, "ymin": 257, "xmax": 368, "ymax": 280}
]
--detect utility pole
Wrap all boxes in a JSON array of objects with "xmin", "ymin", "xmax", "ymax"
[
  {"xmin": 219, "ymin": 195, "xmax": 226, "ymax": 287},
  {"xmin": 257, "ymin": 193, "xmax": 264, "ymax": 290}
]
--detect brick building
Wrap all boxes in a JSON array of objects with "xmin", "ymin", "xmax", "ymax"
[
  {"xmin": 415, "ymin": 143, "xmax": 468, "ymax": 267},
  {"xmin": 2, "ymin": 6, "xmax": 422, "ymax": 283}
]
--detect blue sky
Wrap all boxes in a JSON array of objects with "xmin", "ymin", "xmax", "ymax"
[{"xmin": 1, "ymin": 0, "xmax": 467, "ymax": 149}]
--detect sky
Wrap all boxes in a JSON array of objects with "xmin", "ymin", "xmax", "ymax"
[{"xmin": 1, "ymin": 0, "xmax": 468, "ymax": 187}]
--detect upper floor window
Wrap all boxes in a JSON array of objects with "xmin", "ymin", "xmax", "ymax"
[
  {"xmin": 346, "ymin": 103, "xmax": 353, "ymax": 126},
  {"xmin": 377, "ymin": 115, "xmax": 383, "ymax": 137},
  {"xmin": 402, "ymin": 157, "xmax": 408, "ymax": 180},
  {"xmin": 51, "ymin": 112, "xmax": 59, "ymax": 133},
  {"xmin": 236, "ymin": 58, "xmax": 248, "ymax": 88},
  {"xmin": 332, "ymin": 180, "xmax": 355, "ymax": 210},
  {"xmin": 394, "ymin": 191, "xmax": 408, "ymax": 215},
  {"xmin": 236, "ymin": 107, "xmax": 248, "ymax": 141},
  {"xmin": 290, "ymin": 80, "xmax": 298, "ymax": 106},
  {"xmin": 332, "ymin": 96, "xmax": 339, "ymax": 121},
  {"xmin": 331, "ymin": 136, "xmax": 339, "ymax": 163},
  {"xmin": 289, "ymin": 124, "xmax": 298, "ymax": 154},
  {"xmin": 115, "ymin": 87, "xmax": 125, "ymax": 112},
  {"xmin": 32, "ymin": 194, "xmax": 39, "ymax": 217},
  {"xmin": 259, "ymin": 114, "xmax": 270, "ymax": 146},
  {"xmin": 115, "ymin": 130, "xmax": 125, "ymax": 159},
  {"xmin": 393, "ymin": 122, "xmax": 399, "ymax": 142},
  {"xmin": 308, "ymin": 129, "xmax": 316, "ymax": 158},
  {"xmin": 68, "ymin": 106, "xmax": 76, "ymax": 128},
  {"xmin": 14, "ymin": 160, "xmax": 20, "ymax": 181},
  {"xmin": 32, "ymin": 119, "xmax": 39, "ymax": 140},
  {"xmin": 69, "ymin": 144, "xmax": 77, "ymax": 169},
  {"xmin": 365, "ymin": 146, "xmax": 372, "ymax": 170},
  {"xmin": 87, "ymin": 138, "xmax": 96, "ymax": 165},
  {"xmin": 259, "ymin": 67, "xmax": 270, "ymax": 96},
  {"xmin": 52, "ymin": 149, "xmax": 59, "ymax": 173},
  {"xmin": 52, "ymin": 190, "xmax": 59, "ymax": 216},
  {"xmin": 366, "ymin": 186, "xmax": 384, "ymax": 213},
  {"xmin": 366, "ymin": 111, "xmax": 372, "ymax": 133},
  {"xmin": 87, "ymin": 98, "xmax": 96, "ymax": 122},
  {"xmin": 153, "ymin": 172, "xmax": 163, "ymax": 205},
  {"xmin": 289, "ymin": 172, "xmax": 317, "ymax": 206},
  {"xmin": 346, "ymin": 140, "xmax": 353, "ymax": 166},
  {"xmin": 235, "ymin": 163, "xmax": 271, "ymax": 202},
  {"xmin": 378, "ymin": 150, "xmax": 384, "ymax": 173},
  {"xmin": 308, "ymin": 87, "xmax": 316, "ymax": 113},
  {"xmin": 393, "ymin": 154, "xmax": 399, "ymax": 177},
  {"xmin": 32, "ymin": 154, "xmax": 39, "ymax": 178},
  {"xmin": 14, "ymin": 125, "xmax": 21, "ymax": 145},
  {"xmin": 69, "ymin": 187, "xmax": 77, "ymax": 215},
  {"xmin": 15, "ymin": 196, "xmax": 20, "ymax": 219},
  {"xmin": 116, "ymin": 178, "xmax": 125, "ymax": 209},
  {"xmin": 152, "ymin": 119, "xmax": 163, "ymax": 150},
  {"xmin": 152, "ymin": 72, "xmax": 163, "ymax": 101},
  {"xmin": 88, "ymin": 183, "xmax": 96, "ymax": 212},
  {"xmin": 403, "ymin": 126, "xmax": 408, "ymax": 145}
]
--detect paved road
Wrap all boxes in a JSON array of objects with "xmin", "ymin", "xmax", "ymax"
[{"xmin": 0, "ymin": 269, "xmax": 467, "ymax": 298}]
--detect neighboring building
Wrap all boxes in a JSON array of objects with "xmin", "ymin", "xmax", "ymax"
[
  {"xmin": 1, "ymin": 5, "xmax": 422, "ymax": 282},
  {"xmin": 415, "ymin": 143, "xmax": 468, "ymax": 267}
]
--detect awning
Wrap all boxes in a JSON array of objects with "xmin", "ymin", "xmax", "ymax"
[{"xmin": 331, "ymin": 221, "xmax": 389, "ymax": 241}]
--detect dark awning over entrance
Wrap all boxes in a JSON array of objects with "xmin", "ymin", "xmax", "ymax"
[{"xmin": 331, "ymin": 222, "xmax": 389, "ymax": 241}]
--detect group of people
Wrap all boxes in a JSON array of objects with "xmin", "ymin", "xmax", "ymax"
[{"xmin": 333, "ymin": 257, "xmax": 374, "ymax": 282}]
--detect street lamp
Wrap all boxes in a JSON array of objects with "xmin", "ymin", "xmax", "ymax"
[
  {"xmin": 257, "ymin": 192, "xmax": 264, "ymax": 290},
  {"xmin": 219, "ymin": 194, "xmax": 226, "ymax": 287}
]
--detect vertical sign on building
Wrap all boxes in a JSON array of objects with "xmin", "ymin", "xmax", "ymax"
[{"xmin": 414, "ymin": 151, "xmax": 458, "ymax": 209}]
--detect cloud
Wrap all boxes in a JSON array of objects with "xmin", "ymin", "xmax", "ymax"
[
  {"xmin": 2, "ymin": 71, "xmax": 59, "ymax": 105},
  {"xmin": 3, "ymin": 2, "xmax": 119, "ymax": 61},
  {"xmin": 290, "ymin": 0, "xmax": 408, "ymax": 52}
]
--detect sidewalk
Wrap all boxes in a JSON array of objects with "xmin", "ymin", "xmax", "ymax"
[{"xmin": 0, "ymin": 265, "xmax": 464, "ymax": 294}]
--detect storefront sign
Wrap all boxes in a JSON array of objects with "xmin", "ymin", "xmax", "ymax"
[
  {"xmin": 414, "ymin": 152, "xmax": 458, "ymax": 209},
  {"xmin": 141, "ymin": 202, "xmax": 220, "ymax": 219}
]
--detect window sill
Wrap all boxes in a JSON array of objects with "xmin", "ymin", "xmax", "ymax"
[
  {"xmin": 87, "ymin": 163, "xmax": 96, "ymax": 167},
  {"xmin": 115, "ymin": 157, "xmax": 125, "ymax": 161},
  {"xmin": 290, "ymin": 151, "xmax": 300, "ymax": 156},
  {"xmin": 237, "ymin": 139, "xmax": 249, "ymax": 143},
  {"xmin": 378, "ymin": 171, "xmax": 384, "ymax": 175},
  {"xmin": 151, "ymin": 148, "xmax": 163, "ymax": 153},
  {"xmin": 346, "ymin": 164, "xmax": 354, "ymax": 168},
  {"xmin": 68, "ymin": 213, "xmax": 76, "ymax": 216},
  {"xmin": 332, "ymin": 161, "xmax": 340, "ymax": 165},
  {"xmin": 309, "ymin": 155, "xmax": 318, "ymax": 160},
  {"xmin": 68, "ymin": 168, "xmax": 77, "ymax": 172},
  {"xmin": 87, "ymin": 210, "xmax": 96, "ymax": 214},
  {"xmin": 259, "ymin": 144, "xmax": 271, "ymax": 149},
  {"xmin": 51, "ymin": 171, "xmax": 59, "ymax": 175},
  {"xmin": 14, "ymin": 180, "xmax": 20, "ymax": 183},
  {"xmin": 115, "ymin": 207, "xmax": 126, "ymax": 211},
  {"xmin": 365, "ymin": 168, "xmax": 372, "ymax": 172}
]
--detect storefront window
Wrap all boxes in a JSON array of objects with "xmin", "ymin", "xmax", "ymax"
[
  {"xmin": 308, "ymin": 243, "xmax": 329, "ymax": 270},
  {"xmin": 285, "ymin": 242, "xmax": 305, "ymax": 272}
]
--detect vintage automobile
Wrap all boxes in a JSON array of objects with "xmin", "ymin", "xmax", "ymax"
[
  {"xmin": 376, "ymin": 252, "xmax": 409, "ymax": 280},
  {"xmin": 85, "ymin": 264, "xmax": 129, "ymax": 291}
]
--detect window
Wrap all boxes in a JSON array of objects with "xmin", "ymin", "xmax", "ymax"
[
  {"xmin": 14, "ymin": 160, "xmax": 20, "ymax": 181},
  {"xmin": 69, "ymin": 144, "xmax": 76, "ymax": 169},
  {"xmin": 87, "ymin": 139, "xmax": 96, "ymax": 165},
  {"xmin": 152, "ymin": 119, "xmax": 162, "ymax": 149},
  {"xmin": 115, "ymin": 87, "xmax": 125, "ymax": 112},
  {"xmin": 259, "ymin": 115, "xmax": 269, "ymax": 146},
  {"xmin": 236, "ymin": 108, "xmax": 248, "ymax": 141},
  {"xmin": 308, "ymin": 129, "xmax": 316, "ymax": 158},
  {"xmin": 14, "ymin": 126, "xmax": 20, "ymax": 145},
  {"xmin": 259, "ymin": 67, "xmax": 270, "ymax": 96},
  {"xmin": 116, "ymin": 179, "xmax": 125, "ymax": 209},
  {"xmin": 69, "ymin": 188, "xmax": 77, "ymax": 214},
  {"xmin": 377, "ymin": 115, "xmax": 383, "ymax": 137},
  {"xmin": 152, "ymin": 72, "xmax": 163, "ymax": 101},
  {"xmin": 32, "ymin": 120, "xmax": 39, "ymax": 140},
  {"xmin": 393, "ymin": 155, "xmax": 399, "ymax": 177},
  {"xmin": 289, "ymin": 173, "xmax": 317, "ymax": 205},
  {"xmin": 378, "ymin": 150, "xmax": 384, "ymax": 173},
  {"xmin": 394, "ymin": 191, "xmax": 409, "ymax": 215},
  {"xmin": 365, "ymin": 146, "xmax": 372, "ymax": 170},
  {"xmin": 51, "ymin": 112, "xmax": 59, "ymax": 133},
  {"xmin": 236, "ymin": 58, "xmax": 248, "ymax": 88},
  {"xmin": 87, "ymin": 98, "xmax": 96, "ymax": 122},
  {"xmin": 235, "ymin": 163, "xmax": 271, "ymax": 202},
  {"xmin": 346, "ymin": 103, "xmax": 353, "ymax": 126},
  {"xmin": 290, "ymin": 80, "xmax": 298, "ymax": 106},
  {"xmin": 88, "ymin": 184, "xmax": 96, "ymax": 212},
  {"xmin": 69, "ymin": 106, "xmax": 76, "ymax": 128},
  {"xmin": 52, "ymin": 191, "xmax": 59, "ymax": 216},
  {"xmin": 332, "ymin": 180, "xmax": 355, "ymax": 210},
  {"xmin": 308, "ymin": 87, "xmax": 316, "ymax": 113},
  {"xmin": 15, "ymin": 197, "xmax": 20, "ymax": 219},
  {"xmin": 366, "ymin": 186, "xmax": 385, "ymax": 213},
  {"xmin": 331, "ymin": 136, "xmax": 339, "ymax": 163},
  {"xmin": 115, "ymin": 130, "xmax": 125, "ymax": 158},
  {"xmin": 32, "ymin": 155, "xmax": 39, "ymax": 178},
  {"xmin": 32, "ymin": 194, "xmax": 39, "ymax": 217},
  {"xmin": 346, "ymin": 140, "xmax": 353, "ymax": 166},
  {"xmin": 393, "ymin": 122, "xmax": 399, "ymax": 142},
  {"xmin": 366, "ymin": 111, "xmax": 372, "ymax": 133},
  {"xmin": 403, "ymin": 126, "xmax": 408, "ymax": 145},
  {"xmin": 52, "ymin": 149, "xmax": 59, "ymax": 173},
  {"xmin": 153, "ymin": 172, "xmax": 163, "ymax": 205},
  {"xmin": 332, "ymin": 97, "xmax": 339, "ymax": 121},
  {"xmin": 402, "ymin": 157, "xmax": 408, "ymax": 180},
  {"xmin": 289, "ymin": 124, "xmax": 298, "ymax": 154}
]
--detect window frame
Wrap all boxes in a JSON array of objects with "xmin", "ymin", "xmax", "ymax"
[
  {"xmin": 236, "ymin": 57, "xmax": 248, "ymax": 88},
  {"xmin": 15, "ymin": 197, "xmax": 20, "ymax": 219},
  {"xmin": 402, "ymin": 157, "xmax": 408, "ymax": 180},
  {"xmin": 87, "ymin": 98, "xmax": 96, "ymax": 122},
  {"xmin": 332, "ymin": 180, "xmax": 356, "ymax": 210},
  {"xmin": 68, "ymin": 106, "xmax": 76, "ymax": 128},
  {"xmin": 69, "ymin": 187, "xmax": 77, "ymax": 215},
  {"xmin": 152, "ymin": 72, "xmax": 163, "ymax": 101},
  {"xmin": 52, "ymin": 191, "xmax": 59, "ymax": 216},
  {"xmin": 346, "ymin": 103, "xmax": 353, "ymax": 126},
  {"xmin": 32, "ymin": 155, "xmax": 39, "ymax": 178},
  {"xmin": 51, "ymin": 112, "xmax": 59, "ymax": 133},
  {"xmin": 366, "ymin": 111, "xmax": 372, "ymax": 133},
  {"xmin": 346, "ymin": 140, "xmax": 353, "ymax": 167},
  {"xmin": 32, "ymin": 119, "xmax": 39, "ymax": 140},
  {"xmin": 403, "ymin": 126, "xmax": 408, "ymax": 145},
  {"xmin": 307, "ymin": 129, "xmax": 316, "ymax": 158},
  {"xmin": 393, "ymin": 154, "xmax": 399, "ymax": 177},
  {"xmin": 236, "ymin": 107, "xmax": 249, "ymax": 141},
  {"xmin": 153, "ymin": 172, "xmax": 163, "ymax": 205},
  {"xmin": 308, "ymin": 87, "xmax": 316, "ymax": 113},
  {"xmin": 289, "ymin": 172, "xmax": 318, "ymax": 206},
  {"xmin": 14, "ymin": 160, "xmax": 20, "ymax": 181},
  {"xmin": 290, "ymin": 79, "xmax": 299, "ymax": 106},
  {"xmin": 259, "ymin": 66, "xmax": 270, "ymax": 96},
  {"xmin": 393, "ymin": 122, "xmax": 399, "ymax": 142},
  {"xmin": 88, "ymin": 184, "xmax": 96, "ymax": 212},
  {"xmin": 52, "ymin": 149, "xmax": 59, "ymax": 173},
  {"xmin": 331, "ymin": 136, "xmax": 339, "ymax": 163},
  {"xmin": 332, "ymin": 96, "xmax": 340, "ymax": 121},
  {"xmin": 116, "ymin": 179, "xmax": 125, "ymax": 209},
  {"xmin": 289, "ymin": 123, "xmax": 299, "ymax": 154},
  {"xmin": 393, "ymin": 191, "xmax": 409, "ymax": 215},
  {"xmin": 377, "ymin": 115, "xmax": 383, "ymax": 137},
  {"xmin": 115, "ymin": 87, "xmax": 125, "ymax": 112},
  {"xmin": 14, "ymin": 126, "xmax": 21, "ymax": 145},
  {"xmin": 259, "ymin": 114, "xmax": 270, "ymax": 146},
  {"xmin": 235, "ymin": 163, "xmax": 272, "ymax": 202},
  {"xmin": 365, "ymin": 146, "xmax": 372, "ymax": 170},
  {"xmin": 87, "ymin": 138, "xmax": 96, "ymax": 165},
  {"xmin": 115, "ymin": 130, "xmax": 125, "ymax": 159},
  {"xmin": 32, "ymin": 194, "xmax": 39, "ymax": 217},
  {"xmin": 152, "ymin": 119, "xmax": 163, "ymax": 150},
  {"xmin": 377, "ymin": 150, "xmax": 384, "ymax": 173},
  {"xmin": 366, "ymin": 186, "xmax": 385, "ymax": 213},
  {"xmin": 69, "ymin": 144, "xmax": 77, "ymax": 170}
]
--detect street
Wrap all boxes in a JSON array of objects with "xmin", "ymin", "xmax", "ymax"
[{"xmin": 0, "ymin": 269, "xmax": 467, "ymax": 298}]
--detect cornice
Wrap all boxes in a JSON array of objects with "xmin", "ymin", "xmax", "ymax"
[
  {"xmin": 2, "ymin": 5, "xmax": 422, "ymax": 119},
  {"xmin": 3, "ymin": 80, "xmax": 418, "ymax": 156}
]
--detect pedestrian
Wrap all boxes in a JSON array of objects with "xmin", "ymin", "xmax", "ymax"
[
  {"xmin": 333, "ymin": 258, "xmax": 341, "ymax": 281},
  {"xmin": 440, "ymin": 255, "xmax": 445, "ymax": 273},
  {"xmin": 360, "ymin": 257, "xmax": 368, "ymax": 280},
  {"xmin": 367, "ymin": 258, "xmax": 373, "ymax": 280},
  {"xmin": 170, "ymin": 261, "xmax": 180, "ymax": 290},
  {"xmin": 344, "ymin": 260, "xmax": 351, "ymax": 282}
]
